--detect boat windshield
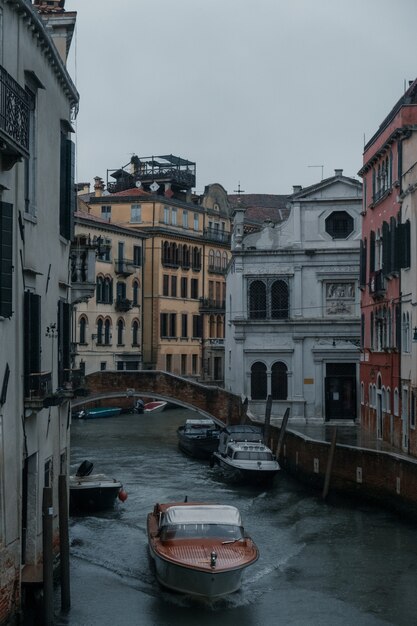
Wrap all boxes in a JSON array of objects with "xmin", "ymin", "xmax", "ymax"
[
  {"xmin": 233, "ymin": 451, "xmax": 274, "ymax": 461},
  {"xmin": 160, "ymin": 523, "xmax": 244, "ymax": 541}
]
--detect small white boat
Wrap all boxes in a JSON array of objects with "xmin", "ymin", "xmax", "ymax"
[
  {"xmin": 147, "ymin": 501, "xmax": 259, "ymax": 598},
  {"xmin": 144, "ymin": 401, "xmax": 167, "ymax": 413},
  {"xmin": 211, "ymin": 425, "xmax": 280, "ymax": 484},
  {"xmin": 69, "ymin": 460, "xmax": 127, "ymax": 514}
]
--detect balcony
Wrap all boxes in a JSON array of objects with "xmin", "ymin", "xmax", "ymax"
[
  {"xmin": 24, "ymin": 372, "xmax": 65, "ymax": 410},
  {"xmin": 203, "ymin": 228, "xmax": 231, "ymax": 244},
  {"xmin": 0, "ymin": 65, "xmax": 30, "ymax": 169},
  {"xmin": 114, "ymin": 258, "xmax": 134, "ymax": 276},
  {"xmin": 369, "ymin": 270, "xmax": 386, "ymax": 299},
  {"xmin": 208, "ymin": 264, "xmax": 227, "ymax": 275},
  {"xmin": 115, "ymin": 297, "xmax": 133, "ymax": 312},
  {"xmin": 199, "ymin": 298, "xmax": 225, "ymax": 312}
]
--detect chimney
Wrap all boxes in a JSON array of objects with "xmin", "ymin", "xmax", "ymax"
[
  {"xmin": 334, "ymin": 169, "xmax": 343, "ymax": 177},
  {"xmin": 94, "ymin": 177, "xmax": 105, "ymax": 198},
  {"xmin": 34, "ymin": 1, "xmax": 76, "ymax": 65},
  {"xmin": 292, "ymin": 185, "xmax": 302, "ymax": 193}
]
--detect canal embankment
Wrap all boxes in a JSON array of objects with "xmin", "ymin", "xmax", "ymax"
[{"xmin": 252, "ymin": 418, "xmax": 417, "ymax": 520}]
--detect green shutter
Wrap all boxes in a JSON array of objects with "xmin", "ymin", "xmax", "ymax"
[{"xmin": 0, "ymin": 202, "xmax": 13, "ymax": 318}]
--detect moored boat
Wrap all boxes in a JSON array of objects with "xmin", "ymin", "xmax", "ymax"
[
  {"xmin": 211, "ymin": 424, "xmax": 280, "ymax": 484},
  {"xmin": 77, "ymin": 406, "xmax": 122, "ymax": 419},
  {"xmin": 147, "ymin": 501, "xmax": 259, "ymax": 598},
  {"xmin": 144, "ymin": 401, "xmax": 167, "ymax": 413},
  {"xmin": 177, "ymin": 418, "xmax": 220, "ymax": 459},
  {"xmin": 69, "ymin": 460, "xmax": 127, "ymax": 514}
]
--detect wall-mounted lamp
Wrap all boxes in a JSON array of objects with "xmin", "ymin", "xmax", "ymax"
[{"xmin": 332, "ymin": 339, "xmax": 336, "ymax": 347}]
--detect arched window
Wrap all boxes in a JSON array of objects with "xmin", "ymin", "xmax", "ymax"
[
  {"xmin": 182, "ymin": 245, "xmax": 190, "ymax": 268},
  {"xmin": 79, "ymin": 316, "xmax": 87, "ymax": 344},
  {"xmin": 103, "ymin": 277, "xmax": 113, "ymax": 304},
  {"xmin": 215, "ymin": 250, "xmax": 221, "ymax": 269},
  {"xmin": 386, "ymin": 387, "xmax": 391, "ymax": 414},
  {"xmin": 249, "ymin": 281, "xmax": 267, "ymax": 319},
  {"xmin": 117, "ymin": 319, "xmax": 124, "ymax": 345},
  {"xmin": 251, "ymin": 362, "xmax": 267, "ymax": 400},
  {"xmin": 132, "ymin": 280, "xmax": 139, "ymax": 306},
  {"xmin": 360, "ymin": 382, "xmax": 364, "ymax": 404},
  {"xmin": 216, "ymin": 315, "xmax": 223, "ymax": 338},
  {"xmin": 222, "ymin": 252, "xmax": 228, "ymax": 269},
  {"xmin": 96, "ymin": 276, "xmax": 104, "ymax": 302},
  {"xmin": 97, "ymin": 318, "xmax": 103, "ymax": 345},
  {"xmin": 209, "ymin": 315, "xmax": 215, "ymax": 338},
  {"xmin": 104, "ymin": 319, "xmax": 111, "ymax": 345},
  {"xmin": 394, "ymin": 388, "xmax": 399, "ymax": 416},
  {"xmin": 132, "ymin": 320, "xmax": 139, "ymax": 346},
  {"xmin": 117, "ymin": 281, "xmax": 126, "ymax": 300},
  {"xmin": 209, "ymin": 249, "xmax": 215, "ymax": 270},
  {"xmin": 271, "ymin": 280, "xmax": 289, "ymax": 319},
  {"xmin": 271, "ymin": 362, "xmax": 288, "ymax": 400}
]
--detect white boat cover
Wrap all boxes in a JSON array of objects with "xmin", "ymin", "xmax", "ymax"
[
  {"xmin": 184, "ymin": 419, "xmax": 215, "ymax": 427},
  {"xmin": 162, "ymin": 505, "xmax": 242, "ymax": 527}
]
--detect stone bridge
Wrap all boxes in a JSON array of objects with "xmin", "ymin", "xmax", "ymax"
[{"xmin": 72, "ymin": 371, "xmax": 248, "ymax": 425}]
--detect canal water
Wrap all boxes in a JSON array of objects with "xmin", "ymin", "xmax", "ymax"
[{"xmin": 52, "ymin": 407, "xmax": 417, "ymax": 626}]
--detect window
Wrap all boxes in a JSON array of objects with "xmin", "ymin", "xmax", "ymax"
[
  {"xmin": 169, "ymin": 313, "xmax": 177, "ymax": 337},
  {"xmin": 325, "ymin": 211, "xmax": 354, "ymax": 239},
  {"xmin": 192, "ymin": 354, "xmax": 198, "ymax": 375},
  {"xmin": 79, "ymin": 316, "xmax": 87, "ymax": 344},
  {"xmin": 181, "ymin": 354, "xmax": 187, "ymax": 375},
  {"xmin": 209, "ymin": 315, "xmax": 215, "ymax": 338},
  {"xmin": 171, "ymin": 208, "xmax": 177, "ymax": 226},
  {"xmin": 101, "ymin": 205, "xmax": 111, "ymax": 222},
  {"xmin": 166, "ymin": 354, "xmax": 172, "ymax": 372},
  {"xmin": 132, "ymin": 320, "xmax": 139, "ymax": 346},
  {"xmin": 117, "ymin": 319, "xmax": 124, "ymax": 345},
  {"xmin": 171, "ymin": 275, "xmax": 177, "ymax": 297},
  {"xmin": 271, "ymin": 280, "xmax": 289, "ymax": 319},
  {"xmin": 192, "ymin": 247, "xmax": 201, "ymax": 270},
  {"xmin": 131, "ymin": 204, "xmax": 141, "ymax": 223},
  {"xmin": 100, "ymin": 361, "xmax": 107, "ymax": 371},
  {"xmin": 191, "ymin": 279, "xmax": 199, "ymax": 299},
  {"xmin": 116, "ymin": 281, "xmax": 126, "ymax": 300},
  {"xmin": 132, "ymin": 280, "xmax": 139, "ymax": 306},
  {"xmin": 57, "ymin": 299, "xmax": 72, "ymax": 397},
  {"xmin": 160, "ymin": 313, "xmax": 176, "ymax": 337},
  {"xmin": 97, "ymin": 319, "xmax": 103, "ymax": 345},
  {"xmin": 251, "ymin": 362, "xmax": 267, "ymax": 400},
  {"xmin": 249, "ymin": 280, "xmax": 267, "ymax": 319},
  {"xmin": 97, "ymin": 238, "xmax": 111, "ymax": 261},
  {"xmin": 192, "ymin": 315, "xmax": 201, "ymax": 338},
  {"xmin": 160, "ymin": 313, "xmax": 168, "ymax": 338},
  {"xmin": 194, "ymin": 213, "xmax": 199, "ymax": 231},
  {"xmin": 181, "ymin": 314, "xmax": 188, "ymax": 338},
  {"xmin": 394, "ymin": 388, "xmax": 399, "ymax": 416},
  {"xmin": 163, "ymin": 275, "xmax": 169, "ymax": 296},
  {"xmin": 0, "ymin": 202, "xmax": 13, "ymax": 318},
  {"xmin": 181, "ymin": 277, "xmax": 188, "ymax": 298},
  {"xmin": 23, "ymin": 292, "xmax": 41, "ymax": 397},
  {"xmin": 104, "ymin": 319, "xmax": 111, "ymax": 345},
  {"xmin": 25, "ymin": 88, "xmax": 37, "ymax": 217},
  {"xmin": 411, "ymin": 391, "xmax": 416, "ymax": 429},
  {"xmin": 182, "ymin": 210, "xmax": 188, "ymax": 228},
  {"xmin": 59, "ymin": 132, "xmax": 75, "ymax": 239},
  {"xmin": 164, "ymin": 207, "xmax": 170, "ymax": 224},
  {"xmin": 360, "ymin": 382, "xmax": 364, "ymax": 405},
  {"xmin": 133, "ymin": 245, "xmax": 142, "ymax": 266},
  {"xmin": 271, "ymin": 362, "xmax": 288, "ymax": 399}
]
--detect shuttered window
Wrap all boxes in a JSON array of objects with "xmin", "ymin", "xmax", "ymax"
[
  {"xmin": 60, "ymin": 134, "xmax": 75, "ymax": 240},
  {"xmin": 24, "ymin": 292, "xmax": 41, "ymax": 396},
  {"xmin": 58, "ymin": 300, "xmax": 71, "ymax": 387},
  {"xmin": 0, "ymin": 202, "xmax": 13, "ymax": 318}
]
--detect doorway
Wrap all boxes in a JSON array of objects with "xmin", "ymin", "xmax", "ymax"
[{"xmin": 325, "ymin": 363, "xmax": 357, "ymax": 420}]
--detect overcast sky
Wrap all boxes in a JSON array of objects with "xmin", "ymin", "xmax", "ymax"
[{"xmin": 66, "ymin": 0, "xmax": 417, "ymax": 195}]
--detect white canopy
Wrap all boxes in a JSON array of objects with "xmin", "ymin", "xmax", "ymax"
[
  {"xmin": 162, "ymin": 505, "xmax": 242, "ymax": 527},
  {"xmin": 184, "ymin": 419, "xmax": 215, "ymax": 427}
]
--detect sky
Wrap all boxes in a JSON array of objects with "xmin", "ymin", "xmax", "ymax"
[{"xmin": 66, "ymin": 0, "xmax": 417, "ymax": 196}]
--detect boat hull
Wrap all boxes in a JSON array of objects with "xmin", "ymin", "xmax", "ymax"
[
  {"xmin": 69, "ymin": 479, "xmax": 122, "ymax": 513},
  {"xmin": 149, "ymin": 545, "xmax": 246, "ymax": 597},
  {"xmin": 177, "ymin": 432, "xmax": 220, "ymax": 459},
  {"xmin": 212, "ymin": 453, "xmax": 280, "ymax": 484},
  {"xmin": 80, "ymin": 407, "xmax": 122, "ymax": 419},
  {"xmin": 144, "ymin": 401, "xmax": 167, "ymax": 413}
]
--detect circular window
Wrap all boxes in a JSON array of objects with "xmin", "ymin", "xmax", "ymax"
[{"xmin": 325, "ymin": 211, "xmax": 354, "ymax": 239}]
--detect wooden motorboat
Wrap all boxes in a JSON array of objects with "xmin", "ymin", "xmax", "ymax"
[
  {"xmin": 177, "ymin": 418, "xmax": 220, "ymax": 459},
  {"xmin": 147, "ymin": 501, "xmax": 259, "ymax": 598},
  {"xmin": 211, "ymin": 425, "xmax": 280, "ymax": 484},
  {"xmin": 77, "ymin": 406, "xmax": 122, "ymax": 419},
  {"xmin": 69, "ymin": 460, "xmax": 127, "ymax": 514},
  {"xmin": 144, "ymin": 401, "xmax": 167, "ymax": 413}
]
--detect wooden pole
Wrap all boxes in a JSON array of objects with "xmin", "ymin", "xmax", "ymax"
[
  {"xmin": 263, "ymin": 395, "xmax": 272, "ymax": 445},
  {"xmin": 275, "ymin": 407, "xmax": 290, "ymax": 460},
  {"xmin": 59, "ymin": 474, "xmax": 71, "ymax": 611},
  {"xmin": 42, "ymin": 486, "xmax": 54, "ymax": 626},
  {"xmin": 322, "ymin": 427, "xmax": 338, "ymax": 500}
]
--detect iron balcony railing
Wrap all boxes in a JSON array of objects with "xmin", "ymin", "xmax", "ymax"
[
  {"xmin": 203, "ymin": 228, "xmax": 231, "ymax": 244},
  {"xmin": 0, "ymin": 65, "xmax": 30, "ymax": 158},
  {"xmin": 199, "ymin": 298, "xmax": 225, "ymax": 312},
  {"xmin": 114, "ymin": 258, "xmax": 134, "ymax": 275}
]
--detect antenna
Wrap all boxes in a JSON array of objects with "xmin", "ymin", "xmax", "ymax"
[{"xmin": 308, "ymin": 165, "xmax": 324, "ymax": 180}]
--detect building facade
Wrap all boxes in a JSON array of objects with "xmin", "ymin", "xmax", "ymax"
[
  {"xmin": 73, "ymin": 209, "xmax": 146, "ymax": 375},
  {"xmin": 83, "ymin": 156, "xmax": 232, "ymax": 384},
  {"xmin": 0, "ymin": 0, "xmax": 79, "ymax": 621},
  {"xmin": 359, "ymin": 79, "xmax": 417, "ymax": 453},
  {"xmin": 225, "ymin": 171, "xmax": 362, "ymax": 422}
]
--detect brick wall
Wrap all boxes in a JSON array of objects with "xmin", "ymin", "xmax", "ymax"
[{"xmin": 0, "ymin": 543, "xmax": 20, "ymax": 625}]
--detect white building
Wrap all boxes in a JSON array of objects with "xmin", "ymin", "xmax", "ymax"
[
  {"xmin": 225, "ymin": 170, "xmax": 362, "ymax": 423},
  {"xmin": 0, "ymin": 1, "xmax": 79, "ymax": 620}
]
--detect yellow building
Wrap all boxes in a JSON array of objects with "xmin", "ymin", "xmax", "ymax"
[{"xmin": 84, "ymin": 155, "xmax": 232, "ymax": 383}]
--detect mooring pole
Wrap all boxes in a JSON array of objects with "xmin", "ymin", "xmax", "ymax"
[
  {"xmin": 263, "ymin": 395, "xmax": 272, "ymax": 445},
  {"xmin": 275, "ymin": 407, "xmax": 290, "ymax": 461},
  {"xmin": 42, "ymin": 486, "xmax": 54, "ymax": 625},
  {"xmin": 59, "ymin": 474, "xmax": 71, "ymax": 611},
  {"xmin": 322, "ymin": 427, "xmax": 338, "ymax": 500}
]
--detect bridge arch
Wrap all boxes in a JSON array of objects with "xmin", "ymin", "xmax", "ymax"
[{"xmin": 73, "ymin": 371, "xmax": 248, "ymax": 425}]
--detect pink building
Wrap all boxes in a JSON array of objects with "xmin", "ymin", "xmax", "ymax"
[{"xmin": 359, "ymin": 79, "xmax": 416, "ymax": 451}]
